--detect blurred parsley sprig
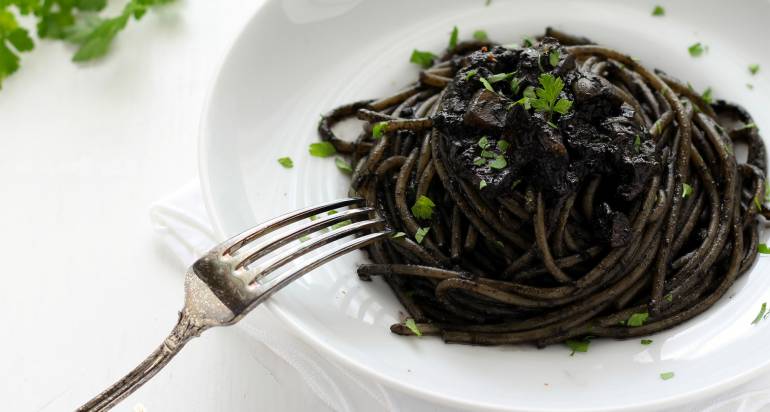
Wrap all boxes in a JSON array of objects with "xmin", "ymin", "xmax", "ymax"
[{"xmin": 0, "ymin": 0, "xmax": 173, "ymax": 89}]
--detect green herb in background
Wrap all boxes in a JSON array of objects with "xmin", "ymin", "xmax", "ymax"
[
  {"xmin": 759, "ymin": 243, "xmax": 770, "ymax": 254},
  {"xmin": 701, "ymin": 87, "xmax": 713, "ymax": 104},
  {"xmin": 448, "ymin": 26, "xmax": 458, "ymax": 50},
  {"xmin": 414, "ymin": 227, "xmax": 430, "ymax": 244},
  {"xmin": 473, "ymin": 30, "xmax": 488, "ymax": 42},
  {"xmin": 0, "ymin": 0, "xmax": 174, "ymax": 89},
  {"xmin": 660, "ymin": 372, "xmax": 675, "ymax": 381},
  {"xmin": 749, "ymin": 64, "xmax": 760, "ymax": 75},
  {"xmin": 309, "ymin": 142, "xmax": 336, "ymax": 157},
  {"xmin": 641, "ymin": 339, "xmax": 653, "ymax": 345},
  {"xmin": 277, "ymin": 157, "xmax": 293, "ymax": 168},
  {"xmin": 565, "ymin": 338, "xmax": 590, "ymax": 355},
  {"xmin": 752, "ymin": 302, "xmax": 767, "ymax": 325},
  {"xmin": 334, "ymin": 157, "xmax": 352, "ymax": 174},
  {"xmin": 688, "ymin": 42, "xmax": 705, "ymax": 57},
  {"xmin": 652, "ymin": 5, "xmax": 665, "ymax": 16},
  {"xmin": 410, "ymin": 49, "xmax": 436, "ymax": 68},
  {"xmin": 404, "ymin": 318, "xmax": 422, "ymax": 336},
  {"xmin": 627, "ymin": 312, "xmax": 649, "ymax": 327},
  {"xmin": 411, "ymin": 195, "xmax": 436, "ymax": 219},
  {"xmin": 682, "ymin": 183, "xmax": 693, "ymax": 198}
]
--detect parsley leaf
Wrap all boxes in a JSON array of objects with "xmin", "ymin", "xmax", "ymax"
[
  {"xmin": 660, "ymin": 372, "xmax": 675, "ymax": 381},
  {"xmin": 565, "ymin": 338, "xmax": 590, "ymax": 355},
  {"xmin": 509, "ymin": 77, "xmax": 521, "ymax": 94},
  {"xmin": 309, "ymin": 142, "xmax": 336, "ymax": 157},
  {"xmin": 465, "ymin": 69, "xmax": 477, "ymax": 80},
  {"xmin": 755, "ymin": 196, "xmax": 762, "ymax": 212},
  {"xmin": 688, "ymin": 42, "xmax": 705, "ymax": 57},
  {"xmin": 549, "ymin": 50, "xmax": 560, "ymax": 67},
  {"xmin": 487, "ymin": 72, "xmax": 515, "ymax": 83},
  {"xmin": 335, "ymin": 157, "xmax": 353, "ymax": 174},
  {"xmin": 331, "ymin": 219, "xmax": 352, "ymax": 231},
  {"xmin": 410, "ymin": 49, "xmax": 436, "ymax": 68},
  {"xmin": 522, "ymin": 35, "xmax": 534, "ymax": 47},
  {"xmin": 701, "ymin": 87, "xmax": 713, "ymax": 104},
  {"xmin": 753, "ymin": 302, "xmax": 767, "ymax": 325},
  {"xmin": 411, "ymin": 195, "xmax": 436, "ymax": 219},
  {"xmin": 652, "ymin": 5, "xmax": 665, "ymax": 16},
  {"xmin": 634, "ymin": 134, "xmax": 641, "ymax": 151},
  {"xmin": 627, "ymin": 312, "xmax": 649, "ymax": 327},
  {"xmin": 372, "ymin": 121, "xmax": 387, "ymax": 139},
  {"xmin": 488, "ymin": 155, "xmax": 507, "ymax": 169},
  {"xmin": 479, "ymin": 179, "xmax": 487, "ymax": 189},
  {"xmin": 497, "ymin": 140, "xmax": 510, "ymax": 151},
  {"xmin": 277, "ymin": 157, "xmax": 293, "ymax": 168},
  {"xmin": 759, "ymin": 243, "xmax": 770, "ymax": 254},
  {"xmin": 529, "ymin": 73, "xmax": 573, "ymax": 119},
  {"xmin": 473, "ymin": 157, "xmax": 485, "ymax": 166},
  {"xmin": 478, "ymin": 136, "xmax": 490, "ymax": 149},
  {"xmin": 479, "ymin": 76, "xmax": 494, "ymax": 92},
  {"xmin": 405, "ymin": 318, "xmax": 422, "ymax": 336},
  {"xmin": 415, "ymin": 227, "xmax": 430, "ymax": 244},
  {"xmin": 682, "ymin": 183, "xmax": 693, "ymax": 198},
  {"xmin": 749, "ymin": 64, "xmax": 760, "ymax": 75},
  {"xmin": 392, "ymin": 232, "xmax": 406, "ymax": 239},
  {"xmin": 641, "ymin": 339, "xmax": 653, "ymax": 345},
  {"xmin": 448, "ymin": 26, "xmax": 458, "ymax": 50},
  {"xmin": 473, "ymin": 29, "xmax": 488, "ymax": 42},
  {"xmin": 664, "ymin": 293, "xmax": 674, "ymax": 302}
]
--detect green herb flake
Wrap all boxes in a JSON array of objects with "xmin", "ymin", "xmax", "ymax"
[
  {"xmin": 473, "ymin": 30, "xmax": 488, "ymax": 42},
  {"xmin": 411, "ymin": 195, "xmax": 436, "ymax": 219},
  {"xmin": 627, "ymin": 312, "xmax": 649, "ymax": 327},
  {"xmin": 415, "ymin": 227, "xmax": 430, "ymax": 244},
  {"xmin": 487, "ymin": 72, "xmax": 514, "ymax": 83},
  {"xmin": 465, "ymin": 69, "xmax": 478, "ymax": 81},
  {"xmin": 478, "ymin": 136, "xmax": 490, "ymax": 149},
  {"xmin": 480, "ymin": 149, "xmax": 496, "ymax": 159},
  {"xmin": 410, "ymin": 49, "xmax": 436, "ymax": 69},
  {"xmin": 634, "ymin": 135, "xmax": 641, "ymax": 151},
  {"xmin": 748, "ymin": 83, "xmax": 755, "ymax": 90},
  {"xmin": 335, "ymin": 157, "xmax": 353, "ymax": 174},
  {"xmin": 299, "ymin": 235, "xmax": 311, "ymax": 243},
  {"xmin": 510, "ymin": 77, "xmax": 521, "ymax": 95},
  {"xmin": 497, "ymin": 140, "xmax": 510, "ymax": 151},
  {"xmin": 327, "ymin": 210, "xmax": 338, "ymax": 215},
  {"xmin": 277, "ymin": 157, "xmax": 294, "ymax": 168},
  {"xmin": 565, "ymin": 339, "xmax": 590, "ymax": 356},
  {"xmin": 641, "ymin": 339, "xmax": 653, "ymax": 345},
  {"xmin": 749, "ymin": 64, "xmax": 760, "ymax": 75},
  {"xmin": 755, "ymin": 196, "xmax": 763, "ymax": 212},
  {"xmin": 448, "ymin": 26, "xmax": 459, "ymax": 51},
  {"xmin": 511, "ymin": 179, "xmax": 522, "ymax": 190},
  {"xmin": 372, "ymin": 121, "xmax": 388, "ymax": 139},
  {"xmin": 660, "ymin": 372, "xmax": 675, "ymax": 381},
  {"xmin": 702, "ymin": 87, "xmax": 713, "ymax": 105},
  {"xmin": 682, "ymin": 183, "xmax": 693, "ymax": 198},
  {"xmin": 309, "ymin": 142, "xmax": 336, "ymax": 157},
  {"xmin": 688, "ymin": 42, "xmax": 705, "ymax": 58},
  {"xmin": 479, "ymin": 180, "xmax": 488, "ymax": 189},
  {"xmin": 549, "ymin": 50, "xmax": 560, "ymax": 67},
  {"xmin": 522, "ymin": 36, "xmax": 534, "ymax": 47},
  {"xmin": 758, "ymin": 243, "xmax": 770, "ymax": 254},
  {"xmin": 664, "ymin": 293, "xmax": 674, "ymax": 302},
  {"xmin": 753, "ymin": 302, "xmax": 767, "ymax": 325},
  {"xmin": 331, "ymin": 219, "xmax": 353, "ymax": 230},
  {"xmin": 473, "ymin": 157, "xmax": 486, "ymax": 166},
  {"xmin": 488, "ymin": 155, "xmax": 507, "ymax": 169},
  {"xmin": 392, "ymin": 232, "xmax": 406, "ymax": 239},
  {"xmin": 652, "ymin": 5, "xmax": 665, "ymax": 16},
  {"xmin": 479, "ymin": 76, "xmax": 494, "ymax": 92},
  {"xmin": 404, "ymin": 318, "xmax": 422, "ymax": 336}
]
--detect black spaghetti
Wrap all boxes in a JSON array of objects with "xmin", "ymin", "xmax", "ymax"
[{"xmin": 317, "ymin": 28, "xmax": 767, "ymax": 346}]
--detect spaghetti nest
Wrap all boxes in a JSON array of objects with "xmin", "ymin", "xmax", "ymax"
[{"xmin": 317, "ymin": 28, "xmax": 767, "ymax": 346}]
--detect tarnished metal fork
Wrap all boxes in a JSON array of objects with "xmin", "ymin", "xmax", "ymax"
[{"xmin": 78, "ymin": 198, "xmax": 389, "ymax": 412}]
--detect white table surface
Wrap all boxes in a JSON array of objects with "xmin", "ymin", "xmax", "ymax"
[{"xmin": 0, "ymin": 1, "xmax": 327, "ymax": 411}]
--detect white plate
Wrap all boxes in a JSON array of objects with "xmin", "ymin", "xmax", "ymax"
[{"xmin": 199, "ymin": 0, "xmax": 770, "ymax": 410}]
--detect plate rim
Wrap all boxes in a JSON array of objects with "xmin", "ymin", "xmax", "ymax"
[{"xmin": 197, "ymin": 1, "xmax": 770, "ymax": 410}]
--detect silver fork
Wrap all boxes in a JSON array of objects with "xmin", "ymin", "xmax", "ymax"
[{"xmin": 78, "ymin": 197, "xmax": 389, "ymax": 412}]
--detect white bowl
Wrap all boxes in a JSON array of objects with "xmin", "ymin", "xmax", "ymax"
[{"xmin": 199, "ymin": 0, "xmax": 770, "ymax": 410}]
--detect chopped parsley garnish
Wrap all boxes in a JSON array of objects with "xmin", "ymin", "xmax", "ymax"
[
  {"xmin": 660, "ymin": 372, "xmax": 675, "ymax": 381},
  {"xmin": 331, "ymin": 219, "xmax": 353, "ymax": 230},
  {"xmin": 754, "ymin": 196, "xmax": 762, "ymax": 212},
  {"xmin": 277, "ymin": 157, "xmax": 294, "ymax": 168},
  {"xmin": 627, "ymin": 312, "xmax": 649, "ymax": 327},
  {"xmin": 448, "ymin": 26, "xmax": 458, "ymax": 51},
  {"xmin": 522, "ymin": 36, "xmax": 534, "ymax": 47},
  {"xmin": 753, "ymin": 302, "xmax": 767, "ymax": 324},
  {"xmin": 641, "ymin": 339, "xmax": 653, "ymax": 345},
  {"xmin": 758, "ymin": 243, "xmax": 770, "ymax": 254},
  {"xmin": 480, "ymin": 149, "xmax": 495, "ymax": 158},
  {"xmin": 688, "ymin": 42, "xmax": 705, "ymax": 57},
  {"xmin": 411, "ymin": 195, "xmax": 436, "ymax": 219},
  {"xmin": 410, "ymin": 49, "xmax": 436, "ymax": 68},
  {"xmin": 404, "ymin": 318, "xmax": 422, "ymax": 336},
  {"xmin": 479, "ymin": 180, "xmax": 488, "ymax": 189},
  {"xmin": 478, "ymin": 136, "xmax": 490, "ymax": 149},
  {"xmin": 335, "ymin": 157, "xmax": 353, "ymax": 174},
  {"xmin": 634, "ymin": 135, "xmax": 641, "ymax": 151},
  {"xmin": 473, "ymin": 157, "xmax": 486, "ymax": 166},
  {"xmin": 473, "ymin": 30, "xmax": 488, "ymax": 42},
  {"xmin": 309, "ymin": 142, "xmax": 336, "ymax": 157},
  {"xmin": 327, "ymin": 209, "xmax": 338, "ymax": 215},
  {"xmin": 701, "ymin": 87, "xmax": 713, "ymax": 104},
  {"xmin": 565, "ymin": 338, "xmax": 590, "ymax": 355},
  {"xmin": 748, "ymin": 83, "xmax": 755, "ymax": 90},
  {"xmin": 664, "ymin": 293, "xmax": 673, "ymax": 302},
  {"xmin": 415, "ymin": 227, "xmax": 430, "ymax": 244},
  {"xmin": 488, "ymin": 155, "xmax": 507, "ymax": 169},
  {"xmin": 487, "ymin": 72, "xmax": 515, "ymax": 83},
  {"xmin": 392, "ymin": 232, "xmax": 406, "ymax": 239},
  {"xmin": 682, "ymin": 183, "xmax": 693, "ymax": 198},
  {"xmin": 465, "ymin": 69, "xmax": 478, "ymax": 80},
  {"xmin": 372, "ymin": 121, "xmax": 387, "ymax": 139},
  {"xmin": 510, "ymin": 77, "xmax": 521, "ymax": 95},
  {"xmin": 549, "ymin": 50, "xmax": 560, "ymax": 67},
  {"xmin": 299, "ymin": 235, "xmax": 311, "ymax": 242},
  {"xmin": 479, "ymin": 76, "xmax": 494, "ymax": 92},
  {"xmin": 652, "ymin": 5, "xmax": 665, "ymax": 16},
  {"xmin": 497, "ymin": 140, "xmax": 510, "ymax": 151},
  {"xmin": 511, "ymin": 179, "xmax": 521, "ymax": 190},
  {"xmin": 749, "ymin": 64, "xmax": 760, "ymax": 75},
  {"xmin": 528, "ymin": 73, "xmax": 573, "ymax": 119}
]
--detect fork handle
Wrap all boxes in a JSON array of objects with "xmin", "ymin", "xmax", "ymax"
[{"xmin": 77, "ymin": 311, "xmax": 205, "ymax": 412}]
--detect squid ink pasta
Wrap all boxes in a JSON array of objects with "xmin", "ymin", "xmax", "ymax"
[{"xmin": 317, "ymin": 28, "xmax": 767, "ymax": 346}]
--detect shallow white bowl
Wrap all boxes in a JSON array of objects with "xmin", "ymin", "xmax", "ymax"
[{"xmin": 199, "ymin": 0, "xmax": 770, "ymax": 410}]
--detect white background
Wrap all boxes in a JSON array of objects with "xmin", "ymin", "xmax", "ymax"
[{"xmin": 0, "ymin": 1, "xmax": 321, "ymax": 411}]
